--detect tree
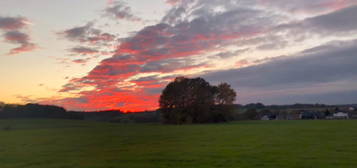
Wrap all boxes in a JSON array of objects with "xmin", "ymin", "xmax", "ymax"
[
  {"xmin": 214, "ymin": 83, "xmax": 236, "ymax": 105},
  {"xmin": 159, "ymin": 77, "xmax": 237, "ymax": 124},
  {"xmin": 159, "ymin": 77, "xmax": 215, "ymax": 124}
]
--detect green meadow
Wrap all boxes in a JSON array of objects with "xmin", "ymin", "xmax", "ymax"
[{"xmin": 0, "ymin": 119, "xmax": 357, "ymax": 168}]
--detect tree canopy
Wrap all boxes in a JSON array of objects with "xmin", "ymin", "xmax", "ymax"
[{"xmin": 159, "ymin": 77, "xmax": 237, "ymax": 124}]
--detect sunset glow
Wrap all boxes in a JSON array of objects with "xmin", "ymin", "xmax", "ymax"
[{"xmin": 1, "ymin": 0, "xmax": 357, "ymax": 111}]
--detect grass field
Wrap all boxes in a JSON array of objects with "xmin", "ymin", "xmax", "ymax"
[{"xmin": 0, "ymin": 119, "xmax": 357, "ymax": 168}]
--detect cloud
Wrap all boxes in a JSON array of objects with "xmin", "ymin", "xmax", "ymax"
[
  {"xmin": 15, "ymin": 95, "xmax": 37, "ymax": 103},
  {"xmin": 140, "ymin": 58, "xmax": 205, "ymax": 73},
  {"xmin": 212, "ymin": 48, "xmax": 249, "ymax": 59},
  {"xmin": 203, "ymin": 39, "xmax": 357, "ymax": 104},
  {"xmin": 72, "ymin": 58, "xmax": 91, "ymax": 65},
  {"xmin": 0, "ymin": 16, "xmax": 36, "ymax": 55},
  {"xmin": 104, "ymin": 1, "xmax": 141, "ymax": 22},
  {"xmin": 59, "ymin": 22, "xmax": 116, "ymax": 44},
  {"xmin": 272, "ymin": 5, "xmax": 357, "ymax": 41},
  {"xmin": 3, "ymin": 30, "xmax": 36, "ymax": 55},
  {"xmin": 61, "ymin": 23, "xmax": 90, "ymax": 41},
  {"xmin": 304, "ymin": 5, "xmax": 357, "ymax": 33},
  {"xmin": 165, "ymin": 0, "xmax": 181, "ymax": 6},
  {"xmin": 4, "ymin": 31, "xmax": 30, "ymax": 43},
  {"xmin": 69, "ymin": 46, "xmax": 99, "ymax": 55},
  {"xmin": 52, "ymin": 1, "xmax": 282, "ymax": 111},
  {"xmin": 49, "ymin": 1, "xmax": 357, "ymax": 111},
  {"xmin": 58, "ymin": 22, "xmax": 116, "ymax": 64},
  {"xmin": 0, "ymin": 16, "xmax": 28, "ymax": 30},
  {"xmin": 243, "ymin": 0, "xmax": 357, "ymax": 15}
]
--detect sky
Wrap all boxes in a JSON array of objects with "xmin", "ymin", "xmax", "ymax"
[{"xmin": 0, "ymin": 0, "xmax": 357, "ymax": 111}]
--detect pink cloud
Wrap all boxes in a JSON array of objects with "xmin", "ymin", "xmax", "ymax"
[
  {"xmin": 0, "ymin": 16, "xmax": 28, "ymax": 31},
  {"xmin": 104, "ymin": 1, "xmax": 142, "ymax": 22},
  {"xmin": 3, "ymin": 31, "xmax": 37, "ymax": 55},
  {"xmin": 165, "ymin": 0, "xmax": 181, "ymax": 5},
  {"xmin": 9, "ymin": 43, "xmax": 36, "ymax": 55},
  {"xmin": 0, "ymin": 16, "xmax": 36, "ymax": 55}
]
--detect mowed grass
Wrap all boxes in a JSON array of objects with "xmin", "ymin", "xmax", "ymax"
[{"xmin": 1, "ymin": 119, "xmax": 357, "ymax": 168}]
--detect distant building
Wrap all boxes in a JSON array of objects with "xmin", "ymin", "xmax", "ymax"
[
  {"xmin": 261, "ymin": 115, "xmax": 270, "ymax": 120},
  {"xmin": 260, "ymin": 114, "xmax": 276, "ymax": 121},
  {"xmin": 332, "ymin": 112, "xmax": 349, "ymax": 119},
  {"xmin": 299, "ymin": 111, "xmax": 324, "ymax": 120}
]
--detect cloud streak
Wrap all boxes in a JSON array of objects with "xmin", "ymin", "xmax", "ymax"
[
  {"xmin": 204, "ymin": 39, "xmax": 357, "ymax": 104},
  {"xmin": 0, "ymin": 16, "xmax": 36, "ymax": 55},
  {"xmin": 59, "ymin": 22, "xmax": 116, "ymax": 44},
  {"xmin": 104, "ymin": 1, "xmax": 141, "ymax": 22},
  {"xmin": 0, "ymin": 16, "xmax": 28, "ymax": 30}
]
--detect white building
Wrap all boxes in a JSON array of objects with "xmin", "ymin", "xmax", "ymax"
[
  {"xmin": 333, "ymin": 112, "xmax": 349, "ymax": 119},
  {"xmin": 261, "ymin": 115, "xmax": 270, "ymax": 121}
]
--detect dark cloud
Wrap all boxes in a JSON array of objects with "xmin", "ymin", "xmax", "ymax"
[
  {"xmin": 69, "ymin": 46, "xmax": 99, "ymax": 55},
  {"xmin": 4, "ymin": 31, "xmax": 29, "ymax": 43},
  {"xmin": 3, "ymin": 30, "xmax": 36, "ymax": 55},
  {"xmin": 61, "ymin": 23, "xmax": 90, "ymax": 40},
  {"xmin": 0, "ymin": 16, "xmax": 36, "ymax": 55},
  {"xmin": 305, "ymin": 5, "xmax": 357, "ymax": 33},
  {"xmin": 59, "ymin": 22, "xmax": 116, "ymax": 64},
  {"xmin": 262, "ymin": 90, "xmax": 357, "ymax": 105},
  {"xmin": 212, "ymin": 48, "xmax": 249, "ymax": 59},
  {"xmin": 140, "ymin": 58, "xmax": 204, "ymax": 73},
  {"xmin": 0, "ymin": 16, "xmax": 28, "ymax": 30},
  {"xmin": 104, "ymin": 1, "xmax": 141, "ymax": 22},
  {"xmin": 204, "ymin": 39, "xmax": 357, "ymax": 104},
  {"xmin": 276, "ymin": 5, "xmax": 357, "ymax": 38},
  {"xmin": 60, "ymin": 23, "xmax": 115, "ymax": 44}
]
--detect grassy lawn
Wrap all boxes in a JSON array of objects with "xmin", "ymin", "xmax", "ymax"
[{"xmin": 0, "ymin": 119, "xmax": 356, "ymax": 168}]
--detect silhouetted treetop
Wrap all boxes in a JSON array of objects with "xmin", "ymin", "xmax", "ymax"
[
  {"xmin": 214, "ymin": 83, "xmax": 236, "ymax": 105},
  {"xmin": 160, "ymin": 77, "xmax": 215, "ymax": 109},
  {"xmin": 159, "ymin": 77, "xmax": 237, "ymax": 124}
]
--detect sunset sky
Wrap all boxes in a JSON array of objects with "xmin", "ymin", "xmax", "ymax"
[{"xmin": 1, "ymin": 0, "xmax": 357, "ymax": 111}]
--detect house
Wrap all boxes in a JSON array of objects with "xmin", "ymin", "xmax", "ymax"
[
  {"xmin": 333, "ymin": 112, "xmax": 349, "ymax": 119},
  {"xmin": 300, "ymin": 111, "xmax": 324, "ymax": 120},
  {"xmin": 261, "ymin": 115, "xmax": 270, "ymax": 120},
  {"xmin": 260, "ymin": 114, "xmax": 276, "ymax": 120}
]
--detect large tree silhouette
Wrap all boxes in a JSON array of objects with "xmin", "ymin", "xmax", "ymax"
[
  {"xmin": 159, "ymin": 77, "xmax": 237, "ymax": 124},
  {"xmin": 214, "ymin": 83, "xmax": 236, "ymax": 105}
]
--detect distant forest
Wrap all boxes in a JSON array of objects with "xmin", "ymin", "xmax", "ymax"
[
  {"xmin": 1, "ymin": 102, "xmax": 356, "ymax": 123},
  {"xmin": 0, "ymin": 103, "xmax": 159, "ymax": 123}
]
